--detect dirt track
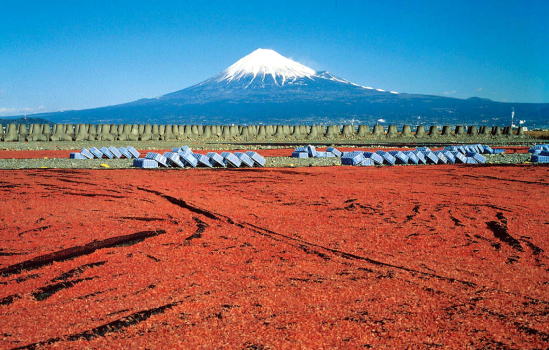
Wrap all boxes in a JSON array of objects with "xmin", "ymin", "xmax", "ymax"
[{"xmin": 1, "ymin": 165, "xmax": 548, "ymax": 348}]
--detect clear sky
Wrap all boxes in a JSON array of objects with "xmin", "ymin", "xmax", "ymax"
[{"xmin": 1, "ymin": 0, "xmax": 547, "ymax": 116}]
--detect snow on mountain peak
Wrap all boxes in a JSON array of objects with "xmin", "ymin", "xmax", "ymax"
[
  {"xmin": 219, "ymin": 48, "xmax": 316, "ymax": 85},
  {"xmin": 212, "ymin": 48, "xmax": 398, "ymax": 93}
]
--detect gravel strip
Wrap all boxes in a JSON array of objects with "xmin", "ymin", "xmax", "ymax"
[
  {"xmin": 484, "ymin": 153, "xmax": 532, "ymax": 164},
  {"xmin": 0, "ymin": 153, "xmax": 540, "ymax": 169},
  {"xmin": 0, "ymin": 159, "xmax": 134, "ymax": 169}
]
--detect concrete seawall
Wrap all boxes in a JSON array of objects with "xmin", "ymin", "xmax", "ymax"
[{"xmin": 0, "ymin": 123, "xmax": 528, "ymax": 142}]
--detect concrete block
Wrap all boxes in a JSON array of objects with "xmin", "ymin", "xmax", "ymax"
[
  {"xmin": 292, "ymin": 151, "xmax": 309, "ymax": 158},
  {"xmin": 246, "ymin": 151, "xmax": 266, "ymax": 167},
  {"xmin": 360, "ymin": 158, "xmax": 375, "ymax": 166},
  {"xmin": 108, "ymin": 146, "xmax": 123, "ymax": 159},
  {"xmin": 492, "ymin": 126, "xmax": 503, "ymax": 136},
  {"xmin": 441, "ymin": 125, "xmax": 452, "ymax": 136},
  {"xmin": 4, "ymin": 124, "xmax": 18, "ymax": 141},
  {"xmin": 401, "ymin": 125, "xmax": 413, "ymax": 137},
  {"xmin": 433, "ymin": 151, "xmax": 448, "ymax": 164},
  {"xmin": 315, "ymin": 151, "xmax": 328, "ymax": 158},
  {"xmin": 193, "ymin": 153, "xmax": 213, "ymax": 168},
  {"xmin": 74, "ymin": 124, "xmax": 89, "ymax": 141},
  {"xmin": 342, "ymin": 124, "xmax": 355, "ymax": 137},
  {"xmin": 164, "ymin": 152, "xmax": 185, "ymax": 168},
  {"xmin": 133, "ymin": 158, "xmax": 159, "ymax": 168},
  {"xmin": 89, "ymin": 147, "xmax": 104, "ymax": 159},
  {"xmin": 180, "ymin": 152, "xmax": 198, "ymax": 167},
  {"xmin": 80, "ymin": 148, "xmax": 94, "ymax": 159},
  {"xmin": 145, "ymin": 152, "xmax": 169, "ymax": 167},
  {"xmin": 466, "ymin": 152, "xmax": 486, "ymax": 163},
  {"xmin": 28, "ymin": 124, "xmax": 48, "ymax": 141},
  {"xmin": 415, "ymin": 125, "xmax": 426, "ymax": 137},
  {"xmin": 255, "ymin": 125, "xmax": 267, "ymax": 139},
  {"xmin": 234, "ymin": 152, "xmax": 255, "ymax": 167},
  {"xmin": 363, "ymin": 152, "xmax": 384, "ymax": 165},
  {"xmin": 404, "ymin": 151, "xmax": 419, "ymax": 164},
  {"xmin": 128, "ymin": 124, "xmax": 139, "ymax": 141},
  {"xmin": 357, "ymin": 125, "xmax": 370, "ymax": 137},
  {"xmin": 428, "ymin": 125, "xmax": 441, "ymax": 137},
  {"xmin": 177, "ymin": 149, "xmax": 192, "ymax": 159},
  {"xmin": 99, "ymin": 147, "xmax": 114, "ymax": 159},
  {"xmin": 69, "ymin": 152, "xmax": 86, "ymax": 159},
  {"xmin": 118, "ymin": 147, "xmax": 133, "ymax": 159},
  {"xmin": 375, "ymin": 151, "xmax": 396, "ymax": 165},
  {"xmin": 479, "ymin": 126, "xmax": 490, "ymax": 136},
  {"xmin": 450, "ymin": 151, "xmax": 467, "ymax": 163},
  {"xmin": 386, "ymin": 125, "xmax": 398, "ymax": 137},
  {"xmin": 221, "ymin": 152, "xmax": 242, "ymax": 167},
  {"xmin": 444, "ymin": 146, "xmax": 460, "ymax": 152},
  {"xmin": 341, "ymin": 152, "xmax": 365, "ymax": 166},
  {"xmin": 532, "ymin": 155, "xmax": 549, "ymax": 163},
  {"xmin": 325, "ymin": 152, "xmax": 337, "ymax": 158},
  {"xmin": 388, "ymin": 151, "xmax": 408, "ymax": 164},
  {"xmin": 207, "ymin": 152, "xmax": 226, "ymax": 167},
  {"xmin": 442, "ymin": 151, "xmax": 456, "ymax": 164},
  {"xmin": 465, "ymin": 157, "xmax": 478, "ymax": 164},
  {"xmin": 180, "ymin": 146, "xmax": 192, "ymax": 154},
  {"xmin": 482, "ymin": 145, "xmax": 495, "ymax": 154},
  {"xmin": 306, "ymin": 145, "xmax": 318, "ymax": 157},
  {"xmin": 127, "ymin": 146, "xmax": 140, "ymax": 158},
  {"xmin": 468, "ymin": 126, "xmax": 479, "ymax": 136},
  {"xmin": 325, "ymin": 125, "xmax": 342, "ymax": 138},
  {"xmin": 465, "ymin": 145, "xmax": 476, "ymax": 154},
  {"xmin": 372, "ymin": 124, "xmax": 384, "ymax": 136},
  {"xmin": 97, "ymin": 124, "xmax": 115, "ymax": 141},
  {"xmin": 423, "ymin": 151, "xmax": 439, "ymax": 164},
  {"xmin": 326, "ymin": 147, "xmax": 342, "ymax": 157},
  {"xmin": 413, "ymin": 151, "xmax": 427, "ymax": 164}
]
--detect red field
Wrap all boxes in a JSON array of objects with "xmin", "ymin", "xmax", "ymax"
[{"xmin": 1, "ymin": 165, "xmax": 547, "ymax": 348}]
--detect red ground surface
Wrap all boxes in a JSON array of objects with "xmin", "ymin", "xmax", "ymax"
[
  {"xmin": 0, "ymin": 165, "xmax": 547, "ymax": 348},
  {"xmin": 0, "ymin": 146, "xmax": 527, "ymax": 159}
]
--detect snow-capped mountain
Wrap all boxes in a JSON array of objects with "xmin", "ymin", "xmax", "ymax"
[
  {"xmin": 219, "ymin": 48, "xmax": 316, "ymax": 85},
  {"xmin": 160, "ymin": 48, "xmax": 398, "ymax": 103},
  {"xmin": 200, "ymin": 48, "xmax": 398, "ymax": 93},
  {"xmin": 20, "ymin": 48, "xmax": 549, "ymax": 127}
]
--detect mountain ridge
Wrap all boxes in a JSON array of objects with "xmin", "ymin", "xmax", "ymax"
[{"xmin": 6, "ymin": 48, "xmax": 549, "ymax": 128}]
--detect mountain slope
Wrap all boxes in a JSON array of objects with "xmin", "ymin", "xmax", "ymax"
[{"xmin": 17, "ymin": 48, "xmax": 549, "ymax": 127}]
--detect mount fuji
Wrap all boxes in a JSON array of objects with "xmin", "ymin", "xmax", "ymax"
[{"xmin": 21, "ymin": 49, "xmax": 549, "ymax": 127}]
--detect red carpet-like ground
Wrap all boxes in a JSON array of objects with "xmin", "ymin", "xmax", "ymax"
[{"xmin": 0, "ymin": 165, "xmax": 547, "ymax": 348}]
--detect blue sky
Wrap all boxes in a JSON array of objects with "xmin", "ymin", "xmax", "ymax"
[{"xmin": 1, "ymin": 0, "xmax": 547, "ymax": 116}]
